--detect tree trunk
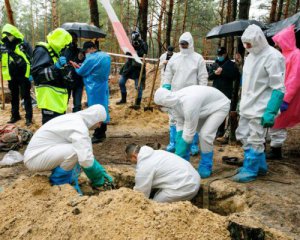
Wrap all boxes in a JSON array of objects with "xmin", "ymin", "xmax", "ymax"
[
  {"xmin": 166, "ymin": 0, "xmax": 173, "ymax": 47},
  {"xmin": 4, "ymin": 0, "xmax": 15, "ymax": 25},
  {"xmin": 284, "ymin": 0, "xmax": 290, "ymax": 18},
  {"xmin": 30, "ymin": 0, "xmax": 35, "ymax": 47},
  {"xmin": 44, "ymin": 0, "xmax": 48, "ymax": 40},
  {"xmin": 295, "ymin": 0, "xmax": 299, "ymax": 14},
  {"xmin": 232, "ymin": 0, "xmax": 237, "ymax": 20},
  {"xmin": 276, "ymin": 0, "xmax": 284, "ymax": 21},
  {"xmin": 157, "ymin": 0, "xmax": 166, "ymax": 56},
  {"xmin": 219, "ymin": 0, "xmax": 225, "ymax": 46},
  {"xmin": 269, "ymin": 0, "xmax": 278, "ymax": 23},
  {"xmin": 173, "ymin": 2, "xmax": 180, "ymax": 47},
  {"xmin": 89, "ymin": 0, "xmax": 100, "ymax": 27},
  {"xmin": 182, "ymin": 0, "xmax": 188, "ymax": 32},
  {"xmin": 52, "ymin": 0, "xmax": 59, "ymax": 29},
  {"xmin": 238, "ymin": 0, "xmax": 251, "ymax": 19},
  {"xmin": 138, "ymin": 0, "xmax": 148, "ymax": 42}
]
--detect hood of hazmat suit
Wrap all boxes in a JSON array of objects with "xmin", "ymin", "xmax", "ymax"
[
  {"xmin": 162, "ymin": 32, "xmax": 208, "ymax": 91},
  {"xmin": 272, "ymin": 25, "xmax": 300, "ymax": 128},
  {"xmin": 47, "ymin": 28, "xmax": 72, "ymax": 55},
  {"xmin": 24, "ymin": 105, "xmax": 106, "ymax": 169},
  {"xmin": 1, "ymin": 24, "xmax": 24, "ymax": 41},
  {"xmin": 154, "ymin": 86, "xmax": 230, "ymax": 143},
  {"xmin": 134, "ymin": 146, "xmax": 200, "ymax": 202},
  {"xmin": 239, "ymin": 24, "xmax": 285, "ymax": 118}
]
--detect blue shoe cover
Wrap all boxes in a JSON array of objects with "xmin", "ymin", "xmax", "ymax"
[
  {"xmin": 190, "ymin": 133, "xmax": 199, "ymax": 156},
  {"xmin": 50, "ymin": 165, "xmax": 82, "ymax": 195},
  {"xmin": 237, "ymin": 149, "xmax": 268, "ymax": 176},
  {"xmin": 198, "ymin": 151, "xmax": 213, "ymax": 178},
  {"xmin": 166, "ymin": 125, "xmax": 176, "ymax": 152},
  {"xmin": 233, "ymin": 148, "xmax": 263, "ymax": 183}
]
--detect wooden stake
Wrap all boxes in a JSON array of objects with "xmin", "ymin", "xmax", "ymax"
[{"xmin": 0, "ymin": 62, "xmax": 5, "ymax": 110}]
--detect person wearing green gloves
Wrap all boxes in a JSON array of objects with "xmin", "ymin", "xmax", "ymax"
[
  {"xmin": 154, "ymin": 86, "xmax": 230, "ymax": 178},
  {"xmin": 234, "ymin": 24, "xmax": 285, "ymax": 183},
  {"xmin": 24, "ymin": 105, "xmax": 113, "ymax": 192}
]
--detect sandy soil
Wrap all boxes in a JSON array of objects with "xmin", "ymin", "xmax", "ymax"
[{"xmin": 0, "ymin": 66, "xmax": 299, "ymax": 239}]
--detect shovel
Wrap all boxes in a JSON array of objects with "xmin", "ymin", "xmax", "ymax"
[
  {"xmin": 144, "ymin": 59, "xmax": 160, "ymax": 112},
  {"xmin": 0, "ymin": 61, "xmax": 5, "ymax": 110},
  {"xmin": 130, "ymin": 54, "xmax": 146, "ymax": 110}
]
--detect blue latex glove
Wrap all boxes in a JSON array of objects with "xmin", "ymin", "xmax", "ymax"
[
  {"xmin": 82, "ymin": 159, "xmax": 113, "ymax": 187},
  {"xmin": 54, "ymin": 56, "xmax": 67, "ymax": 69},
  {"xmin": 280, "ymin": 101, "xmax": 289, "ymax": 112},
  {"xmin": 261, "ymin": 89, "xmax": 284, "ymax": 128},
  {"xmin": 162, "ymin": 84, "xmax": 171, "ymax": 90},
  {"xmin": 29, "ymin": 75, "xmax": 33, "ymax": 81}
]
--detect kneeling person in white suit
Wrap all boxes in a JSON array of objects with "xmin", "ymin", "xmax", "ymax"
[
  {"xmin": 24, "ymin": 105, "xmax": 113, "ymax": 192},
  {"xmin": 126, "ymin": 144, "xmax": 200, "ymax": 203},
  {"xmin": 154, "ymin": 86, "xmax": 230, "ymax": 178}
]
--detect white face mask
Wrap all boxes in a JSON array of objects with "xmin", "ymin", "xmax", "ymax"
[
  {"xmin": 7, "ymin": 36, "xmax": 15, "ymax": 42},
  {"xmin": 85, "ymin": 52, "xmax": 91, "ymax": 57},
  {"xmin": 180, "ymin": 47, "xmax": 192, "ymax": 55},
  {"xmin": 160, "ymin": 106, "xmax": 170, "ymax": 113}
]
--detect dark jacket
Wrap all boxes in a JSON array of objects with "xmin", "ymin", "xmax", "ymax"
[
  {"xmin": 120, "ymin": 40, "xmax": 148, "ymax": 80},
  {"xmin": 31, "ymin": 46, "xmax": 67, "ymax": 89},
  {"xmin": 208, "ymin": 56, "xmax": 240, "ymax": 100},
  {"xmin": 63, "ymin": 43, "xmax": 84, "ymax": 89}
]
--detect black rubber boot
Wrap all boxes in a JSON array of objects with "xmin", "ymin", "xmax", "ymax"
[
  {"xmin": 135, "ymin": 98, "xmax": 142, "ymax": 106},
  {"xmin": 7, "ymin": 116, "xmax": 21, "ymax": 124},
  {"xmin": 266, "ymin": 147, "xmax": 282, "ymax": 160},
  {"xmin": 116, "ymin": 93, "xmax": 127, "ymax": 105},
  {"xmin": 92, "ymin": 123, "xmax": 107, "ymax": 144}
]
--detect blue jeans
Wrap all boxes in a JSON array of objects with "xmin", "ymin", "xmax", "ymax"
[
  {"xmin": 72, "ymin": 86, "xmax": 83, "ymax": 112},
  {"xmin": 119, "ymin": 75, "xmax": 143, "ymax": 99}
]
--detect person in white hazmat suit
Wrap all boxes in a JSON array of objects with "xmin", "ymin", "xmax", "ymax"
[
  {"xmin": 159, "ymin": 46, "xmax": 175, "ymax": 86},
  {"xmin": 126, "ymin": 143, "xmax": 200, "ymax": 203},
  {"xmin": 233, "ymin": 25, "xmax": 285, "ymax": 183},
  {"xmin": 154, "ymin": 86, "xmax": 230, "ymax": 178},
  {"xmin": 24, "ymin": 105, "xmax": 113, "ymax": 192},
  {"xmin": 162, "ymin": 32, "xmax": 208, "ymax": 158}
]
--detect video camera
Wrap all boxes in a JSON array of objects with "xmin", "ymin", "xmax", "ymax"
[{"xmin": 131, "ymin": 31, "xmax": 141, "ymax": 47}]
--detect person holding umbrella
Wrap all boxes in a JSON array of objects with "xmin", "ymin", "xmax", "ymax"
[{"xmin": 71, "ymin": 41, "xmax": 111, "ymax": 144}]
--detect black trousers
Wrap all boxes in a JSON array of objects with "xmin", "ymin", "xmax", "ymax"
[
  {"xmin": 8, "ymin": 76, "xmax": 32, "ymax": 120},
  {"xmin": 42, "ymin": 109, "xmax": 62, "ymax": 125}
]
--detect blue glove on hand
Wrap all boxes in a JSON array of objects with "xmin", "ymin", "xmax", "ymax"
[
  {"xmin": 280, "ymin": 101, "xmax": 289, "ymax": 112},
  {"xmin": 54, "ymin": 56, "xmax": 67, "ymax": 69},
  {"xmin": 162, "ymin": 84, "xmax": 171, "ymax": 90},
  {"xmin": 29, "ymin": 75, "xmax": 33, "ymax": 82}
]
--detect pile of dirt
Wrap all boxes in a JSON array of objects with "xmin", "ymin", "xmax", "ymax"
[{"xmin": 0, "ymin": 176, "xmax": 231, "ymax": 240}]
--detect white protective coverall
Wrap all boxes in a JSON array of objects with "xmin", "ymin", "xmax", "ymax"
[
  {"xmin": 162, "ymin": 32, "xmax": 208, "ymax": 126},
  {"xmin": 236, "ymin": 25, "xmax": 285, "ymax": 152},
  {"xmin": 159, "ymin": 52, "xmax": 177, "ymax": 86},
  {"xmin": 24, "ymin": 105, "xmax": 107, "ymax": 171},
  {"xmin": 134, "ymin": 146, "xmax": 200, "ymax": 203},
  {"xmin": 154, "ymin": 86, "xmax": 230, "ymax": 152}
]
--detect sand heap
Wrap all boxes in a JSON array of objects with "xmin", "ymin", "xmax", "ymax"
[{"xmin": 0, "ymin": 176, "xmax": 230, "ymax": 240}]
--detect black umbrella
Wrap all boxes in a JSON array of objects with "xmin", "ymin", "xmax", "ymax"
[
  {"xmin": 61, "ymin": 22, "xmax": 106, "ymax": 39},
  {"xmin": 264, "ymin": 12, "xmax": 300, "ymax": 37},
  {"xmin": 206, "ymin": 20, "xmax": 266, "ymax": 39}
]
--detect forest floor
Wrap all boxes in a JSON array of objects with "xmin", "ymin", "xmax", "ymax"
[{"xmin": 0, "ymin": 66, "xmax": 300, "ymax": 239}]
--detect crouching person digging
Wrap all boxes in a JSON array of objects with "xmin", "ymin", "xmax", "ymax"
[
  {"xmin": 126, "ymin": 144, "xmax": 200, "ymax": 203},
  {"xmin": 24, "ymin": 105, "xmax": 113, "ymax": 193},
  {"xmin": 154, "ymin": 86, "xmax": 230, "ymax": 178}
]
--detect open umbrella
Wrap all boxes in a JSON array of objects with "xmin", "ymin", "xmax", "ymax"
[
  {"xmin": 206, "ymin": 20, "xmax": 266, "ymax": 39},
  {"xmin": 61, "ymin": 22, "xmax": 106, "ymax": 39},
  {"xmin": 264, "ymin": 12, "xmax": 300, "ymax": 37}
]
